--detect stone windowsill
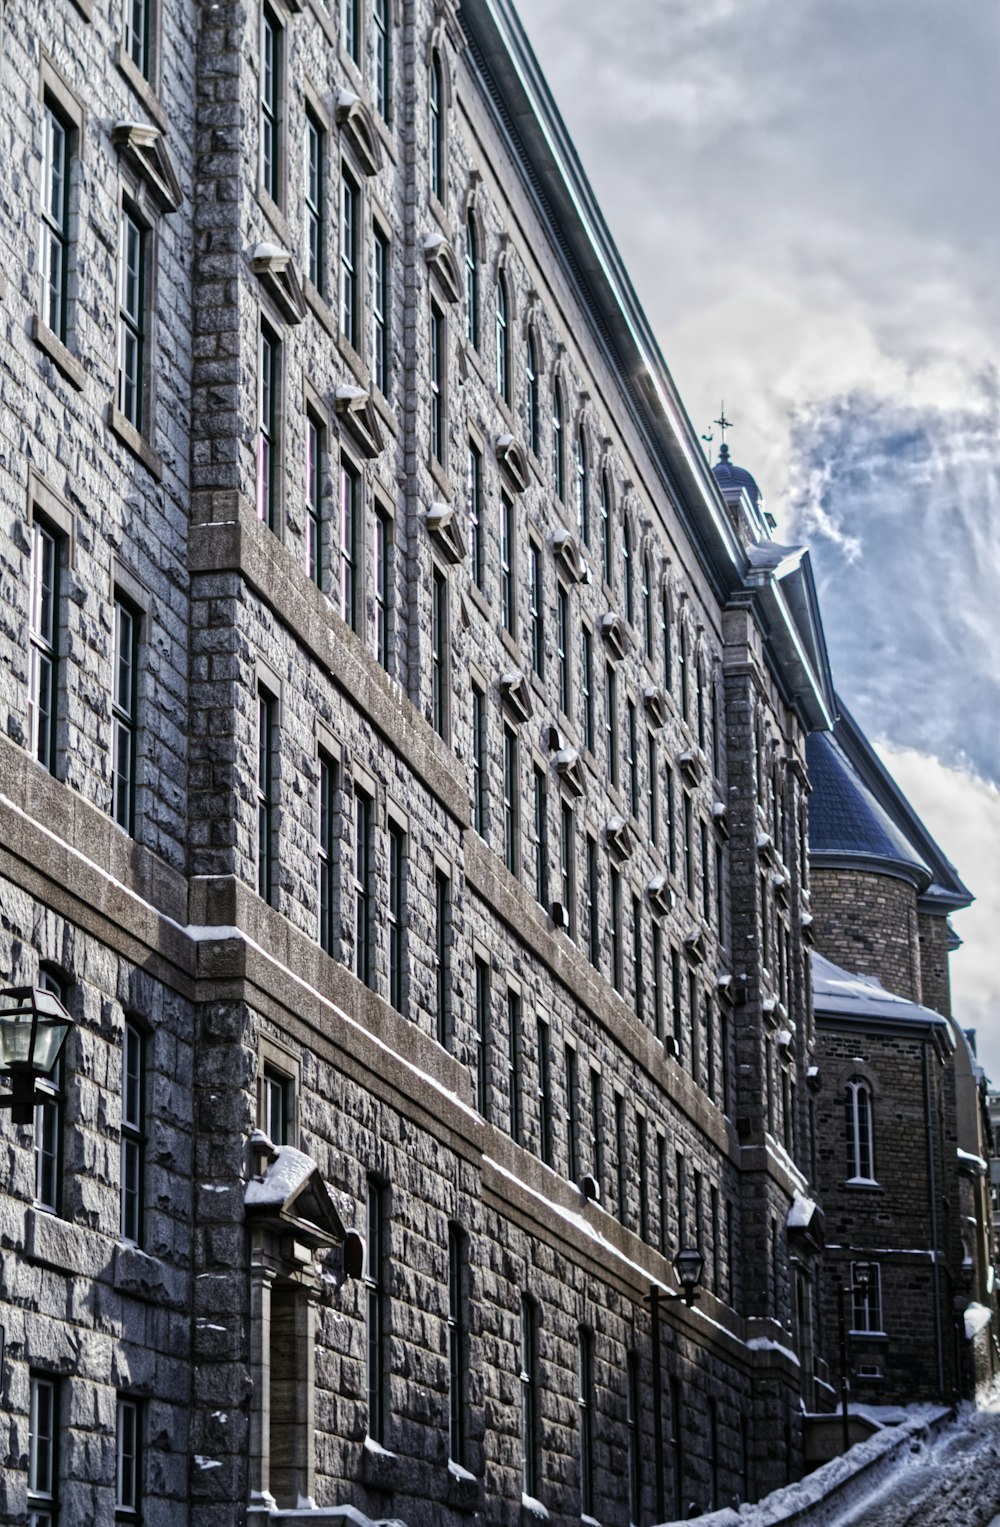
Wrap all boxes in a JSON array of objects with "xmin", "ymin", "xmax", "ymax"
[
  {"xmin": 32, "ymin": 315, "xmax": 86, "ymax": 391},
  {"xmin": 106, "ymin": 402, "xmax": 164, "ymax": 480}
]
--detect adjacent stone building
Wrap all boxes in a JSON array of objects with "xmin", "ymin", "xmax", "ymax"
[
  {"xmin": 806, "ymin": 708, "xmax": 993, "ymax": 1409},
  {"xmin": 0, "ymin": 1, "xmax": 983, "ymax": 1526}
]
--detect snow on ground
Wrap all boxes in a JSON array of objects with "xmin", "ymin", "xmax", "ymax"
[{"xmin": 832, "ymin": 1403, "xmax": 1000, "ymax": 1527}]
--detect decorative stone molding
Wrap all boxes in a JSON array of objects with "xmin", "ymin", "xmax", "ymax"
[
  {"xmin": 551, "ymin": 527, "xmax": 587, "ymax": 584},
  {"xmin": 605, "ymin": 813, "xmax": 633, "ymax": 862},
  {"xmin": 683, "ymin": 926, "xmax": 706, "ymax": 965},
  {"xmin": 646, "ymin": 874, "xmax": 673, "ymax": 918},
  {"xmin": 424, "ymin": 502, "xmax": 466, "ymax": 564},
  {"xmin": 494, "ymin": 432, "xmax": 530, "ymax": 494},
  {"xmin": 554, "ymin": 747, "xmax": 585, "ymax": 800},
  {"xmin": 335, "ymin": 385, "xmax": 383, "ymax": 458},
  {"xmin": 600, "ymin": 611, "xmax": 629, "ymax": 660},
  {"xmin": 756, "ymin": 830, "xmax": 777, "ymax": 866},
  {"xmin": 424, "ymin": 232, "xmax": 463, "ymax": 304},
  {"xmin": 335, "ymin": 88, "xmax": 383, "ymax": 177},
  {"xmin": 642, "ymin": 684, "xmax": 668, "ymax": 729},
  {"xmin": 112, "ymin": 121, "xmax": 184, "ymax": 212},
  {"xmin": 252, "ymin": 243, "xmax": 308, "ymax": 324},
  {"xmin": 500, "ymin": 671, "xmax": 533, "ymax": 725},
  {"xmin": 678, "ymin": 748, "xmax": 704, "ymax": 788},
  {"xmin": 712, "ymin": 799, "xmax": 729, "ymax": 839}
]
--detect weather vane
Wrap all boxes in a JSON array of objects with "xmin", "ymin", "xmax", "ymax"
[{"xmin": 701, "ymin": 401, "xmax": 733, "ymax": 455}]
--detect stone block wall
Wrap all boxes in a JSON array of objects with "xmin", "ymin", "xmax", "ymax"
[{"xmin": 810, "ymin": 868, "xmax": 922, "ymax": 1003}]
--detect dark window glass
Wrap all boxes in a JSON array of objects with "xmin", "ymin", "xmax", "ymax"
[
  {"xmin": 125, "ymin": 0, "xmax": 151, "ymax": 78},
  {"xmin": 448, "ymin": 1227, "xmax": 466, "ymax": 1465},
  {"xmin": 373, "ymin": 0, "xmax": 391, "ymax": 120},
  {"xmin": 465, "ymin": 214, "xmax": 478, "ymax": 347},
  {"xmin": 121, "ymin": 1020, "xmax": 144, "ymax": 1244},
  {"xmin": 528, "ymin": 543, "xmax": 543, "ymax": 677},
  {"xmin": 552, "ymin": 384, "xmax": 564, "ymax": 499},
  {"xmin": 610, "ymin": 864, "xmax": 622, "ymax": 993},
  {"xmin": 430, "ymin": 304, "xmax": 445, "ymax": 462},
  {"xmin": 537, "ymin": 1018, "xmax": 552, "ymax": 1166},
  {"xmin": 117, "ymin": 206, "xmax": 146, "ymax": 428},
  {"xmin": 374, "ymin": 505, "xmax": 391, "ymax": 669},
  {"xmin": 318, "ymin": 751, "xmax": 336, "ymax": 954},
  {"xmin": 431, "ymin": 567, "xmax": 448, "ymax": 738},
  {"xmin": 525, "ymin": 329, "xmax": 539, "ymax": 455},
  {"xmin": 576, "ymin": 429, "xmax": 588, "ymax": 543},
  {"xmin": 474, "ymin": 955, "xmax": 490, "ymax": 1115},
  {"xmin": 365, "ymin": 1178, "xmax": 386, "ymax": 1440},
  {"xmin": 305, "ymin": 109, "xmax": 324, "ymax": 291},
  {"xmin": 468, "ymin": 441, "xmax": 483, "ymax": 590},
  {"xmin": 495, "ymin": 275, "xmax": 510, "ymax": 402},
  {"xmin": 116, "ymin": 1395, "xmax": 142, "ymax": 1515},
  {"xmin": 507, "ymin": 988, "xmax": 522, "ymax": 1144},
  {"xmin": 261, "ymin": 9, "xmax": 281, "ymax": 202},
  {"xmin": 29, "ymin": 1374, "xmax": 58, "ymax": 1526},
  {"xmin": 578, "ymin": 1327, "xmax": 594, "ymax": 1516},
  {"xmin": 532, "ymin": 764, "xmax": 547, "ymax": 908},
  {"xmin": 472, "ymin": 685, "xmax": 487, "ymax": 836},
  {"xmin": 354, "ymin": 788, "xmax": 373, "ymax": 986},
  {"xmin": 112, "ymin": 597, "xmax": 139, "ymax": 833},
  {"xmin": 29, "ymin": 520, "xmax": 59, "ymax": 773},
  {"xmin": 371, "ymin": 227, "xmax": 389, "ymax": 395},
  {"xmin": 500, "ymin": 495, "xmax": 515, "ymax": 635},
  {"xmin": 305, "ymin": 411, "xmax": 324, "ymax": 585},
  {"xmin": 257, "ymin": 323, "xmax": 278, "ymax": 527},
  {"xmin": 263, "ymin": 1064, "xmax": 290, "ymax": 1145},
  {"xmin": 434, "ymin": 867, "xmax": 449, "ymax": 1043},
  {"xmin": 34, "ymin": 972, "xmax": 65, "ymax": 1213},
  {"xmin": 41, "ymin": 102, "xmax": 71, "ymax": 340},
  {"xmin": 257, "ymin": 690, "xmax": 274, "ymax": 902},
  {"xmin": 520, "ymin": 1297, "xmax": 537, "ymax": 1497},
  {"xmin": 581, "ymin": 626, "xmax": 594, "ymax": 753},
  {"xmin": 503, "ymin": 726, "xmax": 519, "ymax": 875},
  {"xmin": 340, "ymin": 170, "xmax": 359, "ymax": 347},
  {"xmin": 429, "ymin": 56, "xmax": 444, "ymax": 201},
  {"xmin": 388, "ymin": 824, "xmax": 405, "ymax": 1013},
  {"xmin": 557, "ymin": 584, "xmax": 570, "ymax": 717},
  {"xmin": 340, "ymin": 458, "xmax": 360, "ymax": 630},
  {"xmin": 566, "ymin": 1044, "xmax": 579, "ymax": 1184}
]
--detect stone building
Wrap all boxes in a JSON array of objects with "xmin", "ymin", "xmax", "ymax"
[
  {"xmin": 0, "ymin": 2, "xmax": 981, "ymax": 1527},
  {"xmin": 806, "ymin": 707, "xmax": 993, "ymax": 1407}
]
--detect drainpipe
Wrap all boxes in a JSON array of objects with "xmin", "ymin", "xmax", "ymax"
[{"xmin": 924, "ymin": 1037, "xmax": 945, "ymax": 1397}]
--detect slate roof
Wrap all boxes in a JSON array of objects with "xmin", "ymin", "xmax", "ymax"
[
  {"xmin": 712, "ymin": 445, "xmax": 762, "ymax": 510},
  {"xmin": 806, "ymin": 728, "xmax": 931, "ymax": 888},
  {"xmin": 811, "ymin": 951, "xmax": 949, "ymax": 1030}
]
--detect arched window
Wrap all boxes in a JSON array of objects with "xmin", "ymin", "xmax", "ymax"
[
  {"xmin": 600, "ymin": 471, "xmax": 612, "ymax": 586},
  {"xmin": 576, "ymin": 428, "xmax": 588, "ymax": 543},
  {"xmin": 495, "ymin": 273, "xmax": 510, "ymax": 403},
  {"xmin": 552, "ymin": 382, "xmax": 564, "ymax": 500},
  {"xmin": 622, "ymin": 517, "xmax": 634, "ymax": 625},
  {"xmin": 642, "ymin": 554, "xmax": 652, "ymax": 659},
  {"xmin": 429, "ymin": 54, "xmax": 444, "ymax": 204},
  {"xmin": 465, "ymin": 212, "xmax": 478, "ymax": 347},
  {"xmin": 525, "ymin": 327, "xmax": 539, "ymax": 455},
  {"xmin": 845, "ymin": 1079, "xmax": 875, "ymax": 1182}
]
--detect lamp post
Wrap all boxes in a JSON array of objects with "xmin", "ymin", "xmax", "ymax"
[
  {"xmin": 0, "ymin": 985, "xmax": 74, "ymax": 1125},
  {"xmin": 673, "ymin": 1245, "xmax": 705, "ymax": 1308}
]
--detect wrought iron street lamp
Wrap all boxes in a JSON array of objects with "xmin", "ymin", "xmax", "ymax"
[
  {"xmin": 0, "ymin": 985, "xmax": 74, "ymax": 1125},
  {"xmin": 673, "ymin": 1245, "xmax": 705, "ymax": 1307}
]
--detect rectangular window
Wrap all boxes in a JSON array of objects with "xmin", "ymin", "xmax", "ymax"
[
  {"xmin": 503, "ymin": 726, "xmax": 519, "ymax": 876},
  {"xmin": 507, "ymin": 988, "xmax": 522, "ymax": 1145},
  {"xmin": 670, "ymin": 1375, "xmax": 684, "ymax": 1522},
  {"xmin": 651, "ymin": 921, "xmax": 663, "ymax": 1040},
  {"xmin": 305, "ymin": 410, "xmax": 324, "ymax": 585},
  {"xmin": 468, "ymin": 441, "xmax": 484, "ymax": 590},
  {"xmin": 257, "ymin": 322, "xmax": 278, "ymax": 528},
  {"xmin": 590, "ymin": 1065, "xmax": 604, "ymax": 1184},
  {"xmin": 41, "ymin": 100, "xmax": 71, "ymax": 341},
  {"xmin": 581, "ymin": 625, "xmax": 594, "ymax": 754},
  {"xmin": 373, "ymin": 0, "xmax": 391, "ymax": 119},
  {"xmin": 340, "ymin": 457, "xmax": 360, "ymax": 630},
  {"xmin": 632, "ymin": 893, "xmax": 643, "ymax": 1020},
  {"xmin": 500, "ymin": 495, "xmax": 515, "ymax": 636},
  {"xmin": 657, "ymin": 1131, "xmax": 668, "ymax": 1256},
  {"xmin": 112, "ymin": 596, "xmax": 139, "ymax": 833},
  {"xmin": 260, "ymin": 8, "xmax": 281, "ymax": 204},
  {"xmin": 559, "ymin": 800, "xmax": 574, "ymax": 936},
  {"xmin": 626, "ymin": 1352, "xmax": 640, "ymax": 1527},
  {"xmin": 556, "ymin": 583, "xmax": 570, "ymax": 717},
  {"xmin": 615, "ymin": 1092, "xmax": 627, "ymax": 1225},
  {"xmin": 431, "ymin": 567, "xmax": 449, "ymax": 738},
  {"xmin": 430, "ymin": 304, "xmax": 445, "ymax": 463},
  {"xmin": 689, "ymin": 972, "xmax": 699, "ymax": 1087},
  {"xmin": 365, "ymin": 1178, "xmax": 386, "ymax": 1442},
  {"xmin": 472, "ymin": 684, "xmax": 487, "ymax": 836},
  {"xmin": 304, "ymin": 108, "xmax": 324, "ymax": 292},
  {"xmin": 537, "ymin": 1017, "xmax": 552, "ymax": 1166},
  {"xmin": 263, "ymin": 1064, "xmax": 290, "ymax": 1145},
  {"xmin": 34, "ymin": 972, "xmax": 65, "ymax": 1214},
  {"xmin": 371, "ymin": 225, "xmax": 388, "ymax": 395},
  {"xmin": 705, "ymin": 994, "xmax": 716, "ymax": 1102},
  {"xmin": 354, "ymin": 787, "xmax": 373, "ymax": 987},
  {"xmin": 665, "ymin": 762, "xmax": 676, "ymax": 875},
  {"xmin": 711, "ymin": 1184, "xmax": 721, "ymax": 1296},
  {"xmin": 605, "ymin": 662, "xmax": 618, "ymax": 788},
  {"xmin": 675, "ymin": 1151, "xmax": 686, "ymax": 1247},
  {"xmin": 647, "ymin": 731, "xmax": 658, "ymax": 846},
  {"xmin": 448, "ymin": 1226, "xmax": 466, "ymax": 1467},
  {"xmin": 578, "ymin": 1327, "xmax": 595, "ymax": 1518},
  {"xmin": 257, "ymin": 689, "xmax": 274, "ymax": 902},
  {"xmin": 388, "ymin": 823, "xmax": 404, "ymax": 1014},
  {"xmin": 683, "ymin": 793, "xmax": 694, "ymax": 901},
  {"xmin": 29, "ymin": 1374, "xmax": 58, "ymax": 1527},
  {"xmin": 566, "ymin": 1043, "xmax": 579, "ymax": 1185},
  {"xmin": 474, "ymin": 955, "xmax": 490, "ymax": 1116},
  {"xmin": 116, "ymin": 1395, "xmax": 141, "ymax": 1518},
  {"xmin": 610, "ymin": 864, "xmax": 622, "ymax": 994},
  {"xmin": 373, "ymin": 504, "xmax": 391, "ymax": 669},
  {"xmin": 520, "ymin": 1297, "xmax": 537, "ymax": 1498},
  {"xmin": 318, "ymin": 750, "xmax": 336, "ymax": 955},
  {"xmin": 587, "ymin": 835, "xmax": 599, "ymax": 967},
  {"xmin": 694, "ymin": 1170, "xmax": 704, "ymax": 1262},
  {"xmin": 671, "ymin": 945, "xmax": 682, "ymax": 1057},
  {"xmin": 340, "ymin": 168, "xmax": 359, "ymax": 348},
  {"xmin": 117, "ymin": 205, "xmax": 147, "ymax": 430},
  {"xmin": 528, "ymin": 541, "xmax": 544, "ymax": 677},
  {"xmin": 434, "ymin": 867, "xmax": 449, "ymax": 1044},
  {"xmin": 716, "ymin": 841, "xmax": 726, "ymax": 941},
  {"xmin": 532, "ymin": 763, "xmax": 547, "ymax": 908},
  {"xmin": 637, "ymin": 1111, "xmax": 649, "ymax": 1242},
  {"xmin": 851, "ymin": 1262, "xmax": 883, "ymax": 1333},
  {"xmin": 720, "ymin": 1006, "xmax": 731, "ymax": 1117},
  {"xmin": 29, "ymin": 519, "xmax": 60, "ymax": 773},
  {"xmin": 124, "ymin": 0, "xmax": 151, "ymax": 79},
  {"xmin": 627, "ymin": 699, "xmax": 639, "ymax": 818},
  {"xmin": 700, "ymin": 819, "xmax": 711, "ymax": 923},
  {"xmin": 344, "ymin": 0, "xmax": 361, "ymax": 65},
  {"xmin": 121, "ymin": 1020, "xmax": 144, "ymax": 1244}
]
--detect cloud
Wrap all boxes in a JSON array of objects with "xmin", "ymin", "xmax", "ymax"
[{"xmin": 874, "ymin": 744, "xmax": 1000, "ymax": 1085}]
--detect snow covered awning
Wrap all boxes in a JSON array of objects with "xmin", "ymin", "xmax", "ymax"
[
  {"xmin": 963, "ymin": 1302, "xmax": 992, "ymax": 1340},
  {"xmin": 786, "ymin": 1192, "xmax": 824, "ymax": 1253},
  {"xmin": 245, "ymin": 1141, "xmax": 347, "ymax": 1249}
]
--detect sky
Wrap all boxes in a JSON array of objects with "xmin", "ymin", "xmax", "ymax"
[{"xmin": 517, "ymin": 0, "xmax": 1000, "ymax": 1077}]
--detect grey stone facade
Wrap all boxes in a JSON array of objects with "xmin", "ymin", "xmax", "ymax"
[{"xmin": 2, "ymin": 0, "xmax": 973, "ymax": 1523}]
